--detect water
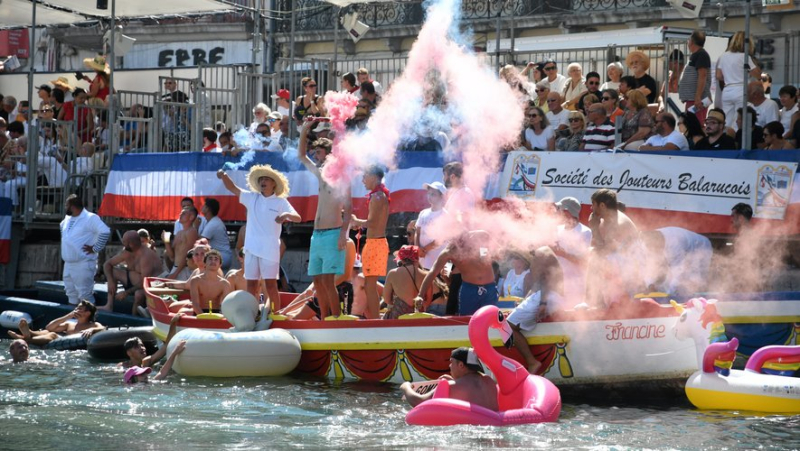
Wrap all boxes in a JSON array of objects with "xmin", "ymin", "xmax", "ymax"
[{"xmin": 1, "ymin": 342, "xmax": 798, "ymax": 450}]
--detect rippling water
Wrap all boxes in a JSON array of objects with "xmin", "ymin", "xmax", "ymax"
[{"xmin": 1, "ymin": 341, "xmax": 798, "ymax": 450}]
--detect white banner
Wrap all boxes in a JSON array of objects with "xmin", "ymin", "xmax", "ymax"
[
  {"xmin": 499, "ymin": 151, "xmax": 798, "ymax": 220},
  {"xmin": 123, "ymin": 41, "xmax": 252, "ymax": 69}
]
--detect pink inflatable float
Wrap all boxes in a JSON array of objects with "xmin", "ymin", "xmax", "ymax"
[{"xmin": 405, "ymin": 306, "xmax": 562, "ymax": 426}]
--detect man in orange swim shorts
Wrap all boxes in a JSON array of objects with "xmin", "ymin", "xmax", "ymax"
[{"xmin": 351, "ymin": 165, "xmax": 390, "ymax": 319}]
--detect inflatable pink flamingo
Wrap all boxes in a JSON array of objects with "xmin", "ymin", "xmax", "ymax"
[{"xmin": 405, "ymin": 305, "xmax": 562, "ymax": 426}]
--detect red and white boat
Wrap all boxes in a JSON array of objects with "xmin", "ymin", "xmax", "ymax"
[{"xmin": 144, "ymin": 278, "xmax": 800, "ymax": 388}]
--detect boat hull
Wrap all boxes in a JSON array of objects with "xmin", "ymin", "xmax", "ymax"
[{"xmin": 145, "ymin": 279, "xmax": 800, "ymax": 387}]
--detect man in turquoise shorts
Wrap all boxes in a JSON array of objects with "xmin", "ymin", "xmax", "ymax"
[{"xmin": 298, "ymin": 119, "xmax": 352, "ymax": 318}]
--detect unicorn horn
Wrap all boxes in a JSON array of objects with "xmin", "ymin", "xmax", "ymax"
[{"xmin": 669, "ymin": 300, "xmax": 684, "ymax": 314}]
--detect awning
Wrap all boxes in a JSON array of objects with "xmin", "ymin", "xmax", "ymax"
[
  {"xmin": 0, "ymin": 0, "xmax": 89, "ymax": 29},
  {"xmin": 0, "ymin": 0, "xmax": 236, "ymax": 29},
  {"xmin": 43, "ymin": 0, "xmax": 236, "ymax": 19}
]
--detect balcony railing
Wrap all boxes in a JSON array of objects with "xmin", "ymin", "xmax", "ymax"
[{"xmin": 275, "ymin": 0, "xmax": 674, "ymax": 33}]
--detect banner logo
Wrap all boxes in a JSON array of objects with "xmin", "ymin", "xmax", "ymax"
[
  {"xmin": 755, "ymin": 164, "xmax": 793, "ymax": 219},
  {"xmin": 507, "ymin": 153, "xmax": 540, "ymax": 199}
]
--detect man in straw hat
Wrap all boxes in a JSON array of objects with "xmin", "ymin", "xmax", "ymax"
[
  {"xmin": 625, "ymin": 50, "xmax": 658, "ymax": 104},
  {"xmin": 400, "ymin": 347, "xmax": 498, "ymax": 411},
  {"xmin": 217, "ymin": 164, "xmax": 300, "ymax": 311},
  {"xmin": 298, "ymin": 120, "xmax": 352, "ymax": 319}
]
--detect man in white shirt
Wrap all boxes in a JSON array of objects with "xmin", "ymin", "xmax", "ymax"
[
  {"xmin": 357, "ymin": 68, "xmax": 383, "ymax": 95},
  {"xmin": 271, "ymin": 89, "xmax": 292, "ymax": 118},
  {"xmin": 747, "ymin": 81, "xmax": 780, "ymax": 128},
  {"xmin": 415, "ymin": 181, "xmax": 448, "ymax": 270},
  {"xmin": 553, "ymin": 197, "xmax": 591, "ymax": 308},
  {"xmin": 639, "ymin": 112, "xmax": 690, "ymax": 151},
  {"xmin": 541, "ymin": 59, "xmax": 567, "ymax": 95},
  {"xmin": 217, "ymin": 165, "xmax": 300, "ymax": 309},
  {"xmin": 60, "ymin": 194, "xmax": 110, "ymax": 305},
  {"xmin": 545, "ymin": 92, "xmax": 569, "ymax": 132},
  {"xmin": 778, "ymin": 85, "xmax": 798, "ymax": 137}
]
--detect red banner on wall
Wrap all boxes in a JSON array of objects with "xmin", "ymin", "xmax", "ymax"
[{"xmin": 0, "ymin": 30, "xmax": 30, "ymax": 59}]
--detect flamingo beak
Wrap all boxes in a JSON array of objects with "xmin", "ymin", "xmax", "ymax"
[{"xmin": 499, "ymin": 317, "xmax": 514, "ymax": 349}]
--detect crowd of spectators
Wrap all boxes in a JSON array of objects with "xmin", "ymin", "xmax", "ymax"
[{"xmin": 511, "ymin": 30, "xmax": 799, "ymax": 152}]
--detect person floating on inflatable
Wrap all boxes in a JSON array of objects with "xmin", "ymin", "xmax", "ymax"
[{"xmin": 400, "ymin": 347, "xmax": 498, "ymax": 411}]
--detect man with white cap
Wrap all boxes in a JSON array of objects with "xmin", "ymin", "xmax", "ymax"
[
  {"xmin": 312, "ymin": 120, "xmax": 333, "ymax": 140},
  {"xmin": 217, "ymin": 164, "xmax": 301, "ymax": 312},
  {"xmin": 415, "ymin": 181, "xmax": 448, "ymax": 270},
  {"xmin": 400, "ymin": 347, "xmax": 498, "ymax": 411},
  {"xmin": 553, "ymin": 197, "xmax": 592, "ymax": 308}
]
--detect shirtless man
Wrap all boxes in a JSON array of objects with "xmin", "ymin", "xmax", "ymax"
[
  {"xmin": 8, "ymin": 300, "xmax": 105, "ymax": 346},
  {"xmin": 184, "ymin": 249, "xmax": 232, "ymax": 315},
  {"xmin": 122, "ymin": 313, "xmax": 183, "ymax": 368},
  {"xmin": 350, "ymin": 165, "xmax": 390, "ymax": 319},
  {"xmin": 298, "ymin": 119, "xmax": 352, "ymax": 319},
  {"xmin": 585, "ymin": 189, "xmax": 643, "ymax": 307},
  {"xmin": 162, "ymin": 206, "xmax": 199, "ymax": 280},
  {"xmin": 226, "ymin": 248, "xmax": 248, "ymax": 291},
  {"xmin": 102, "ymin": 230, "xmax": 163, "ymax": 314},
  {"xmin": 400, "ymin": 347, "xmax": 498, "ymax": 411},
  {"xmin": 8, "ymin": 339, "xmax": 31, "ymax": 363},
  {"xmin": 414, "ymin": 230, "xmax": 498, "ymax": 316}
]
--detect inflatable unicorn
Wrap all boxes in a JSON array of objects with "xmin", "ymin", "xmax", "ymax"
[{"xmin": 671, "ymin": 298, "xmax": 727, "ymax": 369}]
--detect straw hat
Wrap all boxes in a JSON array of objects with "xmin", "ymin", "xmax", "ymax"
[
  {"xmin": 625, "ymin": 50, "xmax": 650, "ymax": 71},
  {"xmin": 247, "ymin": 164, "xmax": 289, "ymax": 198},
  {"xmin": 508, "ymin": 248, "xmax": 534, "ymax": 268},
  {"xmin": 51, "ymin": 76, "xmax": 74, "ymax": 91},
  {"xmin": 83, "ymin": 55, "xmax": 111, "ymax": 74}
]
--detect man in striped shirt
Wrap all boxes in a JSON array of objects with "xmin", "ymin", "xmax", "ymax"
[{"xmin": 580, "ymin": 105, "xmax": 615, "ymax": 150}]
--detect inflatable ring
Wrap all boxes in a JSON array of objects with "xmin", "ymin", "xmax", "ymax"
[
  {"xmin": 87, "ymin": 326, "xmax": 158, "ymax": 360},
  {"xmin": 43, "ymin": 333, "xmax": 88, "ymax": 351},
  {"xmin": 196, "ymin": 313, "xmax": 225, "ymax": 320}
]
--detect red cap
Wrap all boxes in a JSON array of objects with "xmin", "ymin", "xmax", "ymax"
[{"xmin": 272, "ymin": 89, "xmax": 291, "ymax": 100}]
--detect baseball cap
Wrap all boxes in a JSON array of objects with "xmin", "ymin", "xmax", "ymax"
[
  {"xmin": 423, "ymin": 181, "xmax": 447, "ymax": 195},
  {"xmin": 313, "ymin": 121, "xmax": 332, "ymax": 133},
  {"xmin": 555, "ymin": 196, "xmax": 581, "ymax": 219},
  {"xmin": 124, "ymin": 365, "xmax": 152, "ymax": 384},
  {"xmin": 271, "ymin": 89, "xmax": 291, "ymax": 100},
  {"xmin": 451, "ymin": 347, "xmax": 483, "ymax": 372}
]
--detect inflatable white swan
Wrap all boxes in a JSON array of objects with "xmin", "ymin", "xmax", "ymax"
[{"xmin": 167, "ymin": 291, "xmax": 300, "ymax": 377}]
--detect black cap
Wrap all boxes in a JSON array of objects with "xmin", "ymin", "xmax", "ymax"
[{"xmin": 451, "ymin": 347, "xmax": 483, "ymax": 372}]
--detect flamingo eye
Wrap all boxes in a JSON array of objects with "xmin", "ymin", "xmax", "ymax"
[{"xmin": 498, "ymin": 310, "xmax": 504, "ymax": 322}]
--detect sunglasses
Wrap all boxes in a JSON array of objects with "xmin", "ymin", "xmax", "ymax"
[
  {"xmin": 602, "ymin": 96, "xmax": 612, "ymax": 101},
  {"xmin": 568, "ymin": 118, "xmax": 582, "ymax": 122},
  {"xmin": 307, "ymin": 84, "xmax": 317, "ymax": 88},
  {"xmin": 527, "ymin": 114, "xmax": 540, "ymax": 118},
  {"xmin": 536, "ymin": 89, "xmax": 547, "ymax": 93},
  {"xmin": 544, "ymin": 66, "xmax": 556, "ymax": 71},
  {"xmin": 587, "ymin": 81, "xmax": 599, "ymax": 85}
]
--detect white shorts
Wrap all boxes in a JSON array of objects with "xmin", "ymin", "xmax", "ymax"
[
  {"xmin": 244, "ymin": 253, "xmax": 280, "ymax": 280},
  {"xmin": 507, "ymin": 291, "xmax": 543, "ymax": 333}
]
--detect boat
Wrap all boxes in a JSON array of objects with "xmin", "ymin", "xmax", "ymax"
[
  {"xmin": 684, "ymin": 337, "xmax": 800, "ymax": 413},
  {"xmin": 144, "ymin": 277, "xmax": 800, "ymax": 390}
]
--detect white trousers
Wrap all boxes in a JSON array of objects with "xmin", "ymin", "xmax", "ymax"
[
  {"xmin": 63, "ymin": 260, "xmax": 97, "ymax": 305},
  {"xmin": 721, "ymin": 85, "xmax": 744, "ymax": 130}
]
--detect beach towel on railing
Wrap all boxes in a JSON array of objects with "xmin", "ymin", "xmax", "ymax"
[
  {"xmin": 98, "ymin": 152, "xmax": 449, "ymax": 222},
  {"xmin": 0, "ymin": 197, "xmax": 11, "ymax": 264}
]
